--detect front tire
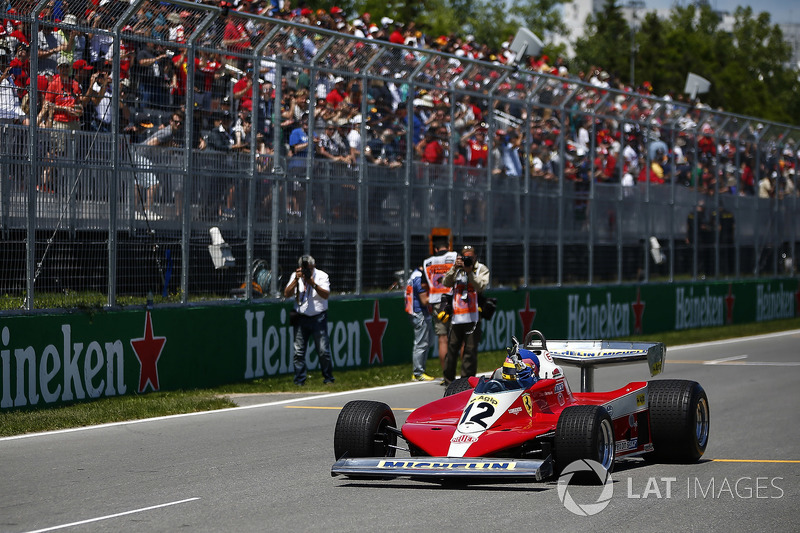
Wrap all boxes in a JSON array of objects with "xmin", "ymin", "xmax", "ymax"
[
  {"xmin": 333, "ymin": 400, "xmax": 397, "ymax": 460},
  {"xmin": 648, "ymin": 380, "xmax": 710, "ymax": 462},
  {"xmin": 443, "ymin": 377, "xmax": 472, "ymax": 397},
  {"xmin": 555, "ymin": 405, "xmax": 615, "ymax": 481}
]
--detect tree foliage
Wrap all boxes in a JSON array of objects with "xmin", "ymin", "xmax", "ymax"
[
  {"xmin": 572, "ymin": 0, "xmax": 630, "ymax": 79},
  {"xmin": 510, "ymin": 0, "xmax": 570, "ymax": 43},
  {"xmin": 636, "ymin": 4, "xmax": 795, "ymax": 123},
  {"xmin": 571, "ymin": 1, "xmax": 798, "ymax": 124},
  {"xmin": 414, "ymin": 0, "xmax": 565, "ymax": 50},
  {"xmin": 356, "ymin": 0, "xmax": 427, "ymax": 24},
  {"xmin": 307, "ymin": 0, "xmax": 798, "ymax": 124}
]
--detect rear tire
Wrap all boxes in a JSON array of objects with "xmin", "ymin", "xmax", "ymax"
[
  {"xmin": 648, "ymin": 380, "xmax": 710, "ymax": 462},
  {"xmin": 333, "ymin": 400, "xmax": 397, "ymax": 460},
  {"xmin": 443, "ymin": 377, "xmax": 472, "ymax": 397},
  {"xmin": 555, "ymin": 405, "xmax": 615, "ymax": 482}
]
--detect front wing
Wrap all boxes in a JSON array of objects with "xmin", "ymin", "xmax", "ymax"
[{"xmin": 331, "ymin": 456, "xmax": 553, "ymax": 481}]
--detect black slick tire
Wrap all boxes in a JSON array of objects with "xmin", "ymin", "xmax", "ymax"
[
  {"xmin": 648, "ymin": 379, "xmax": 710, "ymax": 462},
  {"xmin": 333, "ymin": 400, "xmax": 397, "ymax": 460},
  {"xmin": 555, "ymin": 405, "xmax": 615, "ymax": 482}
]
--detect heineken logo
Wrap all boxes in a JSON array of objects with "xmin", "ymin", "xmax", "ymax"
[
  {"xmin": 675, "ymin": 286, "xmax": 724, "ymax": 330},
  {"xmin": 567, "ymin": 292, "xmax": 633, "ymax": 340},
  {"xmin": 755, "ymin": 283, "xmax": 794, "ymax": 321},
  {"xmin": 243, "ymin": 306, "xmax": 375, "ymax": 379},
  {"xmin": 0, "ymin": 312, "xmax": 167, "ymax": 409}
]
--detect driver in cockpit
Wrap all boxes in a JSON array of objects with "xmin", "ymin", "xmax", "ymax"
[{"xmin": 500, "ymin": 351, "xmax": 540, "ymax": 389}]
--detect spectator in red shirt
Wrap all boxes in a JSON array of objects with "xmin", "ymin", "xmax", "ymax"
[
  {"xmin": 11, "ymin": 45, "xmax": 30, "ymax": 93},
  {"xmin": 461, "ymin": 124, "xmax": 488, "ymax": 167},
  {"xmin": 741, "ymin": 160, "xmax": 755, "ymax": 195},
  {"xmin": 698, "ymin": 125, "xmax": 716, "ymax": 159},
  {"xmin": 594, "ymin": 145, "xmax": 618, "ymax": 182},
  {"xmin": 388, "ymin": 25, "xmax": 404, "ymax": 45},
  {"xmin": 232, "ymin": 69, "xmax": 254, "ymax": 113},
  {"xmin": 637, "ymin": 160, "xmax": 666, "ymax": 184},
  {"xmin": 416, "ymin": 126, "xmax": 445, "ymax": 164},
  {"xmin": 46, "ymin": 58, "xmax": 82, "ymax": 130},
  {"xmin": 326, "ymin": 77, "xmax": 347, "ymax": 109},
  {"xmin": 39, "ymin": 58, "xmax": 81, "ymax": 193},
  {"xmin": 223, "ymin": 18, "xmax": 251, "ymax": 58},
  {"xmin": 195, "ymin": 50, "xmax": 221, "ymax": 113},
  {"xmin": 170, "ymin": 49, "xmax": 188, "ymax": 102},
  {"xmin": 118, "ymin": 40, "xmax": 134, "ymax": 81}
]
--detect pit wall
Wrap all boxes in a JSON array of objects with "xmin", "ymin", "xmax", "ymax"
[{"xmin": 1, "ymin": 279, "xmax": 797, "ymax": 411}]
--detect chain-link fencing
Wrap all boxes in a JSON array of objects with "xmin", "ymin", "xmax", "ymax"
[{"xmin": 0, "ymin": 0, "xmax": 798, "ymax": 311}]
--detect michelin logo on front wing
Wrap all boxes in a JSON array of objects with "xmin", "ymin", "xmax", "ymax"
[{"xmin": 377, "ymin": 460, "xmax": 517, "ymax": 470}]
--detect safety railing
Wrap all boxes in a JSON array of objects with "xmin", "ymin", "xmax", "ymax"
[{"xmin": 0, "ymin": 0, "xmax": 797, "ymax": 311}]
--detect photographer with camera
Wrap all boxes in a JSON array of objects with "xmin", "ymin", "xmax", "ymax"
[
  {"xmin": 441, "ymin": 245, "xmax": 490, "ymax": 385},
  {"xmin": 283, "ymin": 254, "xmax": 335, "ymax": 386}
]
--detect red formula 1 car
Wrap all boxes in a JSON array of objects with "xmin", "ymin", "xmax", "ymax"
[{"xmin": 331, "ymin": 330, "xmax": 710, "ymax": 482}]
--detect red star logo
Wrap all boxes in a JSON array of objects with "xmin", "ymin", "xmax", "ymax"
[
  {"xmin": 518, "ymin": 293, "xmax": 537, "ymax": 335},
  {"xmin": 631, "ymin": 287, "xmax": 645, "ymax": 334},
  {"xmin": 130, "ymin": 311, "xmax": 167, "ymax": 393},
  {"xmin": 725, "ymin": 284, "xmax": 736, "ymax": 324},
  {"xmin": 363, "ymin": 300, "xmax": 388, "ymax": 364}
]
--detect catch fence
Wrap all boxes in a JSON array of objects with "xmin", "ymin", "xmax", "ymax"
[{"xmin": 0, "ymin": 0, "xmax": 798, "ymax": 310}]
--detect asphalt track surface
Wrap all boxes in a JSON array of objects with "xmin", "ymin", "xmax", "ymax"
[{"xmin": 2, "ymin": 331, "xmax": 799, "ymax": 532}]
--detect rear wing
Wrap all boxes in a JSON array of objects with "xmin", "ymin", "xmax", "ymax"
[{"xmin": 523, "ymin": 330, "xmax": 665, "ymax": 392}]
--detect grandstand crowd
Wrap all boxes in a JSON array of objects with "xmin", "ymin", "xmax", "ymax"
[{"xmin": 0, "ymin": 0, "xmax": 796, "ymax": 202}]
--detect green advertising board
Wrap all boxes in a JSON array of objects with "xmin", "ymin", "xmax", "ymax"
[{"xmin": 1, "ymin": 279, "xmax": 797, "ymax": 411}]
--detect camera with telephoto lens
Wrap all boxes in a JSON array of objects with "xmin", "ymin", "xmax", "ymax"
[
  {"xmin": 301, "ymin": 259, "xmax": 312, "ymax": 280},
  {"xmin": 463, "ymin": 255, "xmax": 474, "ymax": 268}
]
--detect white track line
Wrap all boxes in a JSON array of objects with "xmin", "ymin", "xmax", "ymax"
[
  {"xmin": 704, "ymin": 354, "xmax": 748, "ymax": 365},
  {"xmin": 667, "ymin": 328, "xmax": 800, "ymax": 351},
  {"xmin": 0, "ymin": 380, "xmax": 443, "ymax": 442},
  {"xmin": 3, "ymin": 329, "xmax": 799, "ymax": 442},
  {"xmin": 711, "ymin": 361, "xmax": 800, "ymax": 367},
  {"xmin": 23, "ymin": 497, "xmax": 199, "ymax": 533}
]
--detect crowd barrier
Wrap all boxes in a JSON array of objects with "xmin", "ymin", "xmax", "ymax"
[
  {"xmin": 0, "ymin": 0, "xmax": 797, "ymax": 311},
  {"xmin": 0, "ymin": 278, "xmax": 796, "ymax": 410}
]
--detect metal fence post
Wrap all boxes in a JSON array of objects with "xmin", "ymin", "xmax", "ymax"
[
  {"xmin": 356, "ymin": 68, "xmax": 370, "ymax": 295},
  {"xmin": 0, "ymin": 125, "xmax": 8, "ymax": 234},
  {"xmin": 403, "ymin": 81, "xmax": 415, "ymax": 283},
  {"xmin": 26, "ymin": 0, "xmax": 50, "ymax": 310},
  {"xmin": 109, "ymin": 2, "xmax": 143, "ymax": 306},
  {"xmin": 588, "ymin": 116, "xmax": 596, "ymax": 285},
  {"xmin": 68, "ymin": 131, "xmax": 77, "ymax": 235},
  {"xmin": 522, "ymin": 94, "xmax": 533, "ymax": 287},
  {"xmin": 181, "ymin": 10, "xmax": 217, "ymax": 303},
  {"xmin": 270, "ymin": 61, "xmax": 283, "ymax": 297},
  {"xmin": 244, "ymin": 32, "xmax": 271, "ymax": 301}
]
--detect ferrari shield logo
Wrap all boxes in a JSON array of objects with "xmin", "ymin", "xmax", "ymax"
[{"xmin": 522, "ymin": 394, "xmax": 533, "ymax": 416}]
